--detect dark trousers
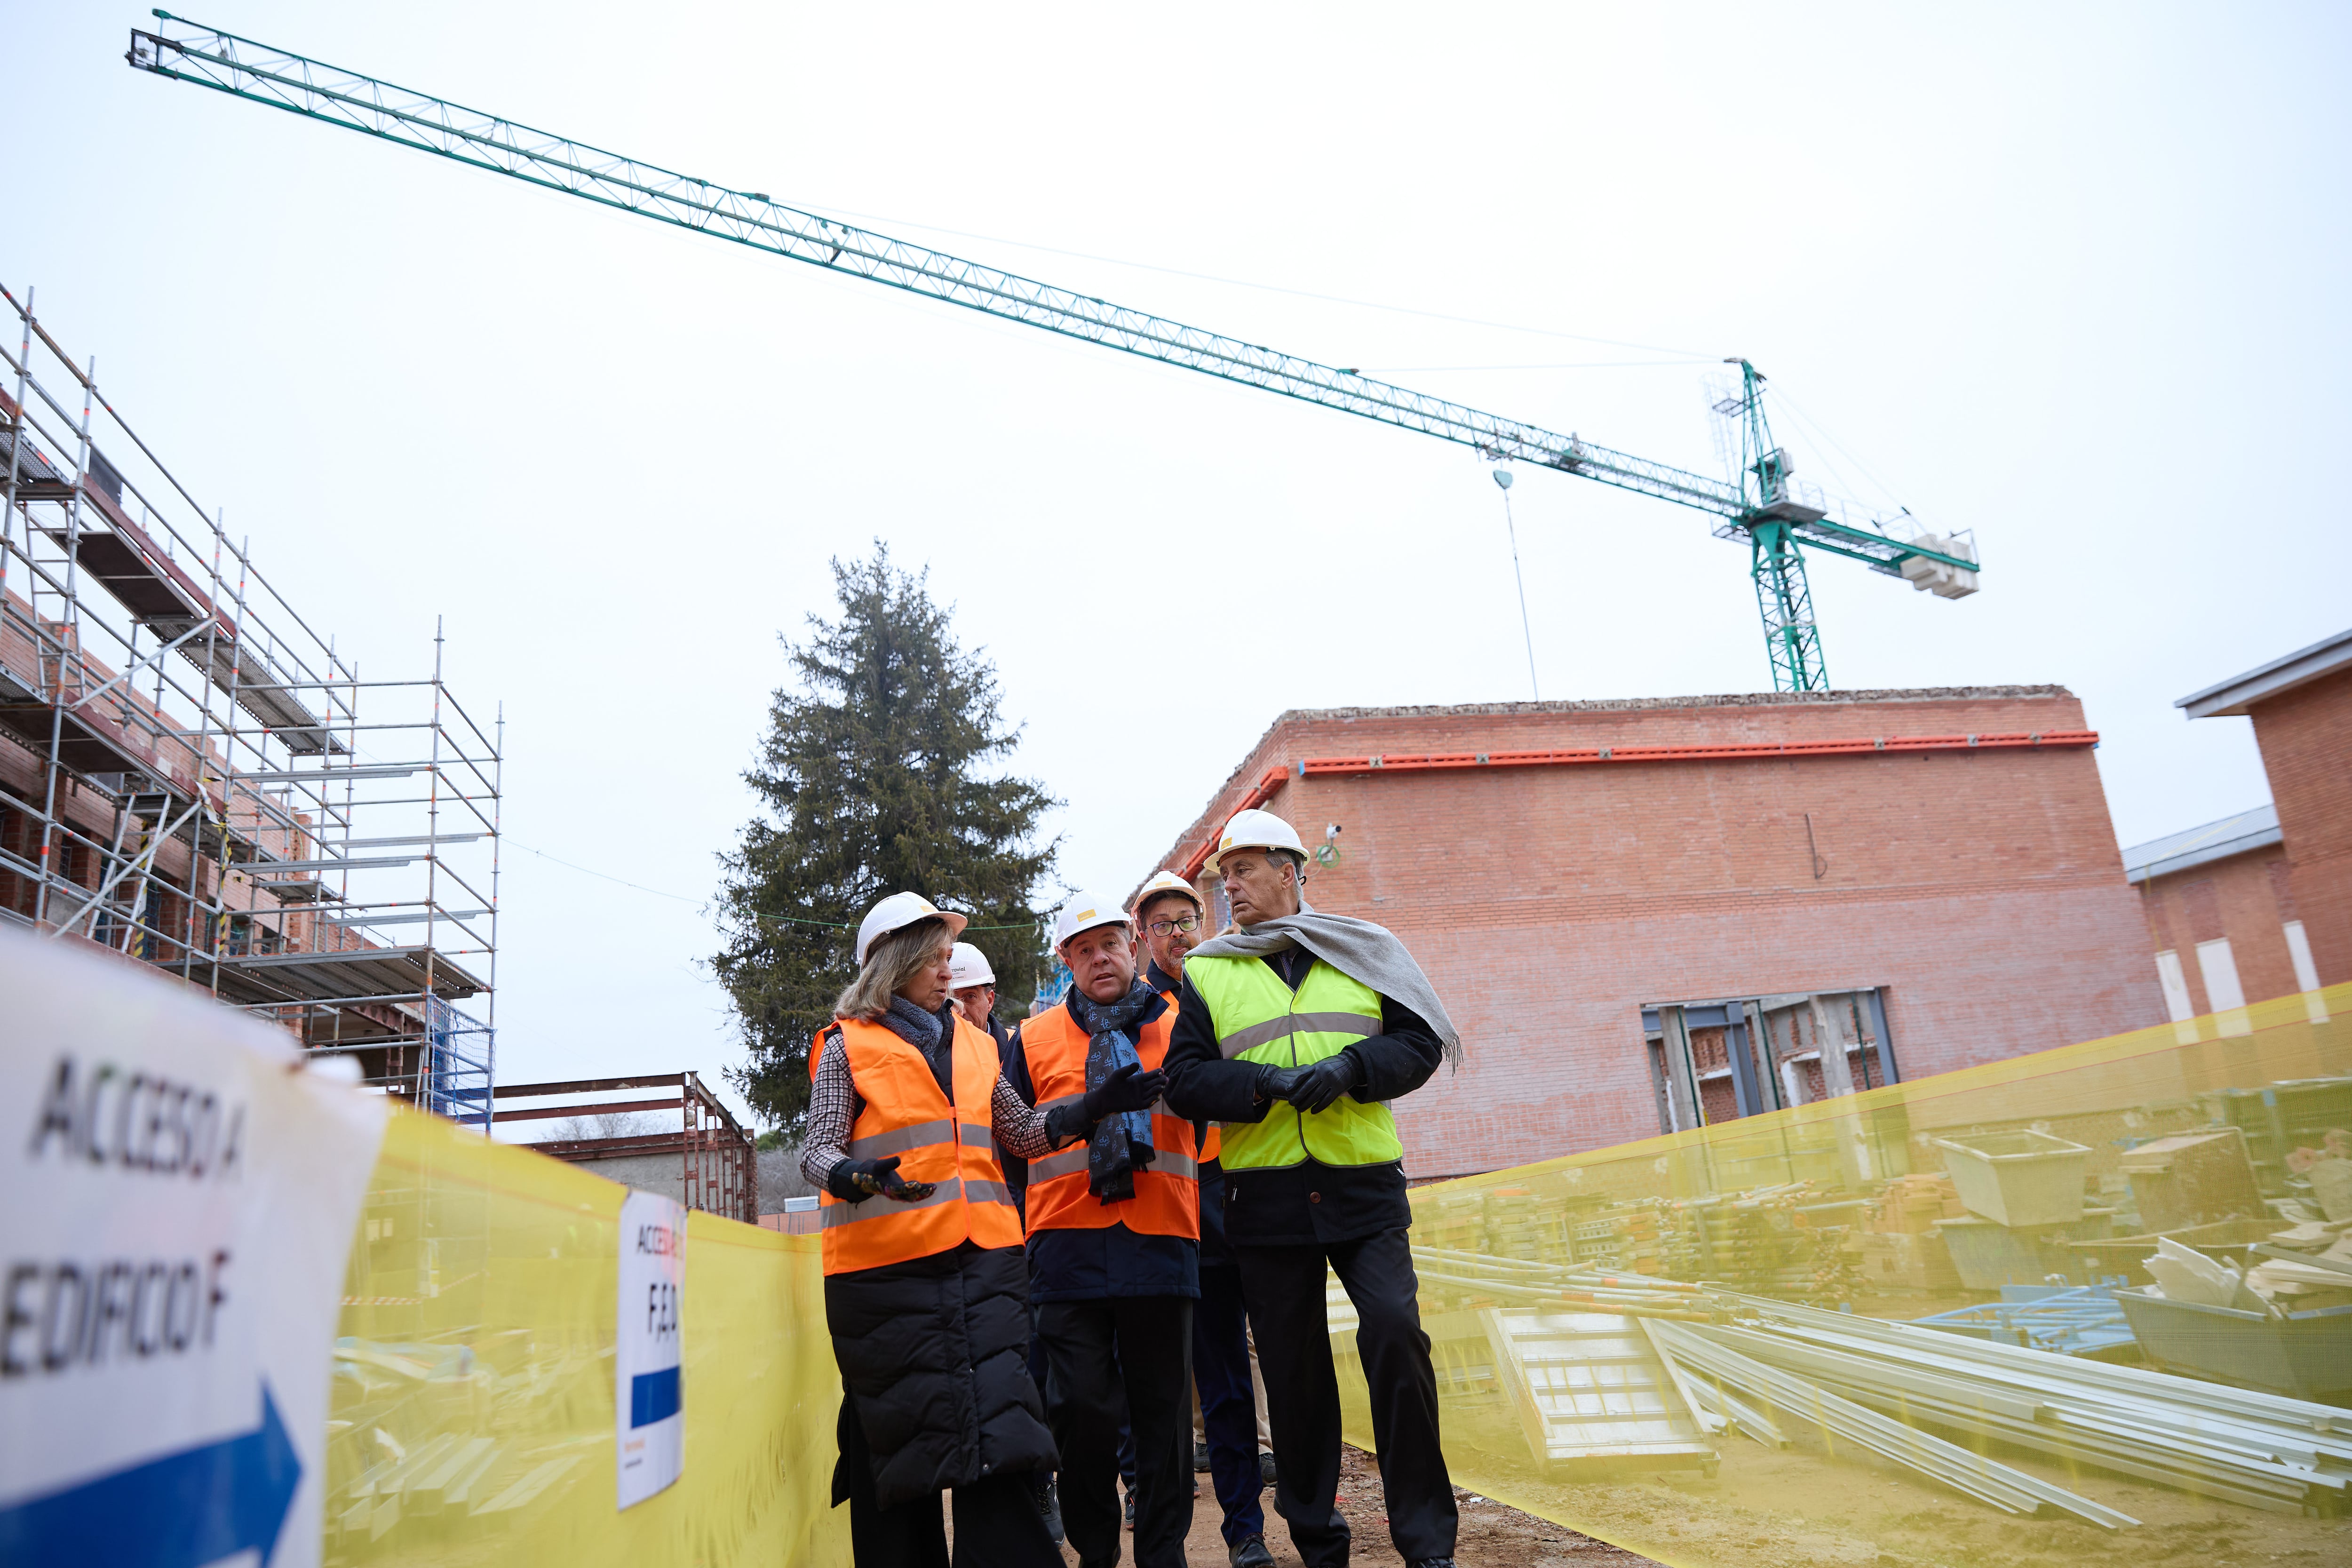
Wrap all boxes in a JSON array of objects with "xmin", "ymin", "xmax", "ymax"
[
  {"xmin": 1038, "ymin": 1295, "xmax": 1195, "ymax": 1568},
  {"xmin": 1193, "ymin": 1264, "xmax": 1267, "ymax": 1546},
  {"xmin": 1236, "ymin": 1228, "xmax": 1457, "ymax": 1567},
  {"xmin": 1033, "ymin": 1303, "xmax": 1134, "ymax": 1490},
  {"xmin": 836, "ymin": 1393, "xmax": 1061, "ymax": 1568}
]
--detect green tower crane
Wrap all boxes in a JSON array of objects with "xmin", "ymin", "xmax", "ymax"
[{"xmin": 126, "ymin": 13, "xmax": 1981, "ymax": 693}]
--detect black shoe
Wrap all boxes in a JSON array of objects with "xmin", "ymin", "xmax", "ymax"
[
  {"xmin": 1195, "ymin": 1439, "xmax": 1211, "ymax": 1472},
  {"xmin": 1258, "ymin": 1451, "xmax": 1277, "ymax": 1486},
  {"xmin": 1229, "ymin": 1535, "xmax": 1277, "ymax": 1568},
  {"xmin": 1035, "ymin": 1476, "xmax": 1063, "ymax": 1544},
  {"xmin": 1406, "ymin": 1559, "xmax": 1457, "ymax": 1568},
  {"xmin": 1123, "ymin": 1487, "xmax": 1136, "ymax": 1530}
]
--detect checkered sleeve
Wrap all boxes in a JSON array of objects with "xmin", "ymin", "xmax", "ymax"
[
  {"xmin": 992, "ymin": 1073, "xmax": 1067, "ymax": 1160},
  {"xmin": 798, "ymin": 1036, "xmax": 861, "ymax": 1189}
]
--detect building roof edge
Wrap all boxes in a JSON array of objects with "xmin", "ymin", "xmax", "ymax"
[
  {"xmin": 2177, "ymin": 627, "xmax": 2352, "ymax": 718},
  {"xmin": 1268, "ymin": 684, "xmax": 2075, "ymax": 726}
]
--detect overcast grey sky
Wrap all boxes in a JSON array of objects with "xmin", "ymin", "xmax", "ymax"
[{"xmin": 7, "ymin": 3, "xmax": 2346, "ymax": 1127}]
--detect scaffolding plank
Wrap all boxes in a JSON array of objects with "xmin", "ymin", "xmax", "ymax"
[
  {"xmin": 344, "ymin": 908, "xmax": 490, "ymax": 926},
  {"xmin": 204, "ymin": 944, "xmax": 485, "ymax": 1004},
  {"xmin": 52, "ymin": 529, "xmax": 210, "ymax": 621},
  {"xmin": 0, "ymin": 697, "xmax": 165, "ymax": 777},
  {"xmin": 43, "ymin": 494, "xmax": 344, "ymax": 756}
]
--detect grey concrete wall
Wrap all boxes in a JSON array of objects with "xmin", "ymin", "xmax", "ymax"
[
  {"xmin": 559, "ymin": 1145, "xmax": 813, "ymax": 1215},
  {"xmin": 566, "ymin": 1151, "xmax": 689, "ymax": 1203}
]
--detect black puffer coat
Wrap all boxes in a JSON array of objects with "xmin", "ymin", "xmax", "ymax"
[{"xmin": 826, "ymin": 1239, "xmax": 1056, "ymax": 1508}]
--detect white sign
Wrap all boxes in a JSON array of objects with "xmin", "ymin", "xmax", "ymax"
[
  {"xmin": 614, "ymin": 1189, "xmax": 685, "ymax": 1509},
  {"xmin": 0, "ymin": 927, "xmax": 387, "ymax": 1568}
]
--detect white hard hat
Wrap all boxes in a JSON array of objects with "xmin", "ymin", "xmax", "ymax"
[
  {"xmin": 1206, "ymin": 808, "xmax": 1307, "ymax": 874},
  {"xmin": 854, "ymin": 891, "xmax": 967, "ymax": 966},
  {"xmin": 948, "ymin": 942, "xmax": 996, "ymax": 988},
  {"xmin": 1130, "ymin": 869, "xmax": 1203, "ymax": 918},
  {"xmin": 1053, "ymin": 893, "xmax": 1130, "ymax": 951}
]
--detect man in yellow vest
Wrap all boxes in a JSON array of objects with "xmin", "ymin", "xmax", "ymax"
[
  {"xmin": 1162, "ymin": 811, "xmax": 1461, "ymax": 1568},
  {"xmin": 1007, "ymin": 894, "xmax": 1200, "ymax": 1568}
]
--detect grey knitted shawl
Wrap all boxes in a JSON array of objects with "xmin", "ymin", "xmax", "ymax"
[{"xmin": 1187, "ymin": 897, "xmax": 1462, "ymax": 1065}]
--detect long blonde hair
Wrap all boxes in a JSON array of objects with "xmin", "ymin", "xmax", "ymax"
[{"xmin": 834, "ymin": 915, "xmax": 952, "ymax": 1022}]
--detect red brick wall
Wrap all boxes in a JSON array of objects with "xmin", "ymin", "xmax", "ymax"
[
  {"xmin": 2249, "ymin": 669, "xmax": 2352, "ymax": 986},
  {"xmin": 2136, "ymin": 849, "xmax": 2302, "ymax": 1012},
  {"xmin": 1155, "ymin": 686, "xmax": 2166, "ymax": 1176}
]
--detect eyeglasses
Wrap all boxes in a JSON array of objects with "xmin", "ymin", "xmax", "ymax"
[{"xmin": 1147, "ymin": 915, "xmax": 1201, "ymax": 935}]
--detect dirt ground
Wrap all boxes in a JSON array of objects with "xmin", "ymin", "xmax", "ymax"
[
  {"xmin": 1051, "ymin": 1445, "xmax": 1660, "ymax": 1568},
  {"xmin": 1042, "ymin": 1426, "xmax": 2352, "ymax": 1568}
]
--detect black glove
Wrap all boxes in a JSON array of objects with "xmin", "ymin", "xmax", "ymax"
[
  {"xmin": 1288, "ymin": 1051, "xmax": 1362, "ymax": 1114},
  {"xmin": 1081, "ymin": 1061, "xmax": 1168, "ymax": 1122},
  {"xmin": 1254, "ymin": 1064, "xmax": 1304, "ymax": 1104},
  {"xmin": 825, "ymin": 1155, "xmax": 937, "ymax": 1204}
]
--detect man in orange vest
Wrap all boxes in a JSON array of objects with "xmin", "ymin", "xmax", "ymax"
[
  {"xmin": 1133, "ymin": 871, "xmax": 1272, "ymax": 1568},
  {"xmin": 1006, "ymin": 893, "xmax": 1199, "ymax": 1568}
]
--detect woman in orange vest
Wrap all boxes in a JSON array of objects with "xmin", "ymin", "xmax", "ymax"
[{"xmin": 801, "ymin": 891, "xmax": 1167, "ymax": 1567}]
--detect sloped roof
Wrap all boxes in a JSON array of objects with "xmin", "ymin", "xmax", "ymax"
[
  {"xmin": 2177, "ymin": 628, "xmax": 2352, "ymax": 718},
  {"xmin": 2121, "ymin": 804, "xmax": 2280, "ymax": 884}
]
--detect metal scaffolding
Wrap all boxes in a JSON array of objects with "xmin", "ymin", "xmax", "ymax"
[{"xmin": 0, "ymin": 283, "xmax": 499, "ymax": 1124}]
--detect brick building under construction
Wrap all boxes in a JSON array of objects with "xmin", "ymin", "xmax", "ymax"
[{"xmin": 1155, "ymin": 685, "xmax": 2166, "ymax": 1178}]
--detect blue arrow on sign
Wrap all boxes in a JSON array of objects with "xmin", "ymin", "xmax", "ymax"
[{"xmin": 0, "ymin": 1382, "xmax": 302, "ymax": 1567}]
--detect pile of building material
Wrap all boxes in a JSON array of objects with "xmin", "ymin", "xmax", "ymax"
[
  {"xmin": 2285, "ymin": 1129, "xmax": 2352, "ymax": 1221},
  {"xmin": 1410, "ymin": 1246, "xmax": 1724, "ymax": 1322},
  {"xmin": 1647, "ymin": 1316, "xmax": 2138, "ymax": 1527},
  {"xmin": 1681, "ymin": 1294, "xmax": 2352, "ymax": 1515},
  {"xmin": 2246, "ymin": 1221, "xmax": 2352, "ymax": 1308},
  {"xmin": 2112, "ymin": 1215, "xmax": 2352, "ymax": 1403},
  {"xmin": 1912, "ymin": 1284, "xmax": 2135, "ymax": 1358},
  {"xmin": 1379, "ymin": 1236, "xmax": 2352, "ymax": 1519}
]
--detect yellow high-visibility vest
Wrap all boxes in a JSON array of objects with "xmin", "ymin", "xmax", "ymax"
[{"xmin": 1185, "ymin": 953, "xmax": 1402, "ymax": 1171}]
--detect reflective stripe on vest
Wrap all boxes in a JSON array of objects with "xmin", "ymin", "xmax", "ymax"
[
  {"xmin": 818, "ymin": 1015, "xmax": 1025, "ymax": 1274},
  {"xmin": 1184, "ymin": 953, "xmax": 1403, "ymax": 1171},
  {"xmin": 1016, "ymin": 998, "xmax": 1200, "ymax": 1240}
]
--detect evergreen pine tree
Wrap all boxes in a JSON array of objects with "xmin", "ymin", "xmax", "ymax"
[{"xmin": 714, "ymin": 545, "xmax": 1057, "ymax": 1134}]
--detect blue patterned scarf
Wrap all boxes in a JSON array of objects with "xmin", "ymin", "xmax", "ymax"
[{"xmin": 1065, "ymin": 977, "xmax": 1159, "ymax": 1202}]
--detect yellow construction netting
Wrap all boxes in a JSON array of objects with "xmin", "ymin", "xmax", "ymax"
[
  {"xmin": 1335, "ymin": 982, "xmax": 2352, "ymax": 1568},
  {"xmin": 321, "ymin": 984, "xmax": 2351, "ymax": 1567},
  {"xmin": 324, "ymin": 1110, "xmax": 846, "ymax": 1567}
]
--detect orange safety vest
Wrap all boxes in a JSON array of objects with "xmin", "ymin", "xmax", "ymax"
[
  {"xmin": 818, "ymin": 1014, "xmax": 1025, "ymax": 1275},
  {"xmin": 1018, "ymin": 998, "xmax": 1200, "ymax": 1240}
]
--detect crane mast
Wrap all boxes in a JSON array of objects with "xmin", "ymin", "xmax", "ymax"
[{"xmin": 126, "ymin": 12, "xmax": 1980, "ymax": 693}]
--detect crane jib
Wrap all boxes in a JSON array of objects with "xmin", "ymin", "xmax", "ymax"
[{"xmin": 125, "ymin": 14, "xmax": 1981, "ymax": 691}]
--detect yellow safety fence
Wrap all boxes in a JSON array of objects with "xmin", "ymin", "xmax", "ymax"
[
  {"xmin": 324, "ymin": 983, "xmax": 2350, "ymax": 1567},
  {"xmin": 1335, "ymin": 981, "xmax": 2352, "ymax": 1568},
  {"xmin": 326, "ymin": 1112, "xmax": 846, "ymax": 1567}
]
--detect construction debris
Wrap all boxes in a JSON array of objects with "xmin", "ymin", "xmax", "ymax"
[
  {"xmin": 1647, "ymin": 1317, "xmax": 2138, "ymax": 1528},
  {"xmin": 1697, "ymin": 1294, "xmax": 2352, "ymax": 1515},
  {"xmin": 1911, "ymin": 1284, "xmax": 2135, "ymax": 1358}
]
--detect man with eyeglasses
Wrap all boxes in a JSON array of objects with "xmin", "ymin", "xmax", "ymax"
[{"xmin": 1132, "ymin": 871, "xmax": 1273, "ymax": 1568}]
